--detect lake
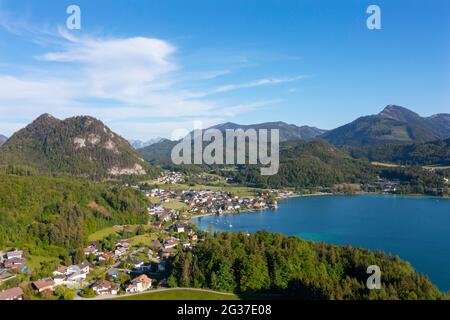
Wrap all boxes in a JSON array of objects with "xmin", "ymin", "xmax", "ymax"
[{"xmin": 193, "ymin": 195, "xmax": 450, "ymax": 292}]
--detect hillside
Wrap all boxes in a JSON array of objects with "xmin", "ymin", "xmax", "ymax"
[
  {"xmin": 0, "ymin": 114, "xmax": 158, "ymax": 179},
  {"xmin": 346, "ymin": 138, "xmax": 450, "ymax": 166},
  {"xmin": 321, "ymin": 105, "xmax": 450, "ymax": 146},
  {"xmin": 170, "ymin": 231, "xmax": 443, "ymax": 300},
  {"xmin": 232, "ymin": 139, "xmax": 376, "ymax": 189},
  {"xmin": 0, "ymin": 168, "xmax": 149, "ymax": 259},
  {"xmin": 138, "ymin": 138, "xmax": 178, "ymax": 165}
]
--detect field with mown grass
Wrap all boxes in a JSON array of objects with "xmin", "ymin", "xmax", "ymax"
[{"xmin": 112, "ymin": 289, "xmax": 239, "ymax": 300}]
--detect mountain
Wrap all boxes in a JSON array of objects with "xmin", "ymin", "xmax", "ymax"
[
  {"xmin": 138, "ymin": 122, "xmax": 326, "ymax": 165},
  {"xmin": 0, "ymin": 114, "xmax": 157, "ymax": 178},
  {"xmin": 138, "ymin": 138, "xmax": 177, "ymax": 165},
  {"xmin": 0, "ymin": 134, "xmax": 7, "ymax": 146},
  {"xmin": 129, "ymin": 137, "xmax": 164, "ymax": 149},
  {"xmin": 210, "ymin": 121, "xmax": 327, "ymax": 142},
  {"xmin": 321, "ymin": 105, "xmax": 450, "ymax": 146}
]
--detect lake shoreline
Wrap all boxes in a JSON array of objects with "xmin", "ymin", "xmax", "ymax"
[
  {"xmin": 192, "ymin": 194, "xmax": 450, "ymax": 292},
  {"xmin": 190, "ymin": 191, "xmax": 448, "ymax": 220}
]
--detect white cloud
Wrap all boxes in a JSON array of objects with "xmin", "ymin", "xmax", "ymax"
[{"xmin": 0, "ymin": 24, "xmax": 303, "ymax": 139}]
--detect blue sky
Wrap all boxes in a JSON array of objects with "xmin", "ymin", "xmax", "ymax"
[{"xmin": 0, "ymin": 0, "xmax": 448, "ymax": 139}]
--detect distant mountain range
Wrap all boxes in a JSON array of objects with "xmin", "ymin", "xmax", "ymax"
[
  {"xmin": 210, "ymin": 121, "xmax": 327, "ymax": 142},
  {"xmin": 129, "ymin": 137, "xmax": 165, "ymax": 149},
  {"xmin": 0, "ymin": 114, "xmax": 156, "ymax": 178},
  {"xmin": 138, "ymin": 105, "xmax": 449, "ymax": 166},
  {"xmin": 1, "ymin": 105, "xmax": 448, "ymax": 177},
  {"xmin": 0, "ymin": 134, "xmax": 7, "ymax": 146},
  {"xmin": 321, "ymin": 105, "xmax": 450, "ymax": 146}
]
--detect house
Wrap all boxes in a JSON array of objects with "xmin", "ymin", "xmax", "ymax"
[
  {"xmin": 125, "ymin": 274, "xmax": 152, "ymax": 293},
  {"xmin": 6, "ymin": 250, "xmax": 23, "ymax": 260},
  {"xmin": 92, "ymin": 280, "xmax": 119, "ymax": 295},
  {"xmin": 163, "ymin": 237, "xmax": 179, "ymax": 249},
  {"xmin": 127, "ymin": 258, "xmax": 144, "ymax": 269},
  {"xmin": 77, "ymin": 262, "xmax": 90, "ymax": 274},
  {"xmin": 98, "ymin": 252, "xmax": 115, "ymax": 262},
  {"xmin": 84, "ymin": 246, "xmax": 98, "ymax": 256},
  {"xmin": 3, "ymin": 257, "xmax": 25, "ymax": 271},
  {"xmin": 53, "ymin": 275, "xmax": 67, "ymax": 286},
  {"xmin": 116, "ymin": 241, "xmax": 130, "ymax": 249},
  {"xmin": 114, "ymin": 247, "xmax": 127, "ymax": 257},
  {"xmin": 174, "ymin": 224, "xmax": 186, "ymax": 233},
  {"xmin": 0, "ymin": 287, "xmax": 24, "ymax": 300},
  {"xmin": 33, "ymin": 278, "xmax": 55, "ymax": 293},
  {"xmin": 53, "ymin": 266, "xmax": 68, "ymax": 277}
]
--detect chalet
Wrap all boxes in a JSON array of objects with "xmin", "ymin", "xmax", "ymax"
[
  {"xmin": 98, "ymin": 252, "xmax": 115, "ymax": 262},
  {"xmin": 0, "ymin": 287, "xmax": 24, "ymax": 300},
  {"xmin": 92, "ymin": 280, "xmax": 119, "ymax": 295},
  {"xmin": 84, "ymin": 246, "xmax": 98, "ymax": 256},
  {"xmin": 114, "ymin": 247, "xmax": 127, "ymax": 257},
  {"xmin": 3, "ymin": 257, "xmax": 25, "ymax": 271},
  {"xmin": 33, "ymin": 278, "xmax": 55, "ymax": 293},
  {"xmin": 53, "ymin": 266, "xmax": 68, "ymax": 277},
  {"xmin": 163, "ymin": 237, "xmax": 179, "ymax": 249},
  {"xmin": 77, "ymin": 262, "xmax": 90, "ymax": 274},
  {"xmin": 125, "ymin": 274, "xmax": 152, "ymax": 293},
  {"xmin": 116, "ymin": 241, "xmax": 130, "ymax": 249},
  {"xmin": 174, "ymin": 224, "xmax": 186, "ymax": 233},
  {"xmin": 6, "ymin": 250, "xmax": 23, "ymax": 260}
]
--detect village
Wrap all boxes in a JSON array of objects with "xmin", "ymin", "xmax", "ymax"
[{"xmin": 0, "ymin": 171, "xmax": 283, "ymax": 300}]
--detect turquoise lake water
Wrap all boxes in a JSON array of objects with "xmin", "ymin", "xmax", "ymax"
[{"xmin": 193, "ymin": 195, "xmax": 450, "ymax": 292}]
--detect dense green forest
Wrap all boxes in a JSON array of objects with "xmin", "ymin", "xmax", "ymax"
[
  {"xmin": 345, "ymin": 138, "xmax": 450, "ymax": 166},
  {"xmin": 169, "ymin": 232, "xmax": 444, "ymax": 300},
  {"xmin": 232, "ymin": 140, "xmax": 377, "ymax": 189},
  {"xmin": 0, "ymin": 167, "xmax": 149, "ymax": 259}
]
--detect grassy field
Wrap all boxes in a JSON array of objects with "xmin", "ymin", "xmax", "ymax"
[
  {"xmin": 162, "ymin": 199, "xmax": 188, "ymax": 210},
  {"xmin": 112, "ymin": 289, "xmax": 239, "ymax": 300},
  {"xmin": 88, "ymin": 226, "xmax": 121, "ymax": 241},
  {"xmin": 128, "ymin": 233, "xmax": 157, "ymax": 246},
  {"xmin": 26, "ymin": 255, "xmax": 59, "ymax": 273},
  {"xmin": 88, "ymin": 225, "xmax": 153, "ymax": 242},
  {"xmin": 371, "ymin": 162, "xmax": 401, "ymax": 168}
]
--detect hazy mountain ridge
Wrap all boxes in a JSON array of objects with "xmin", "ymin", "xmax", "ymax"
[
  {"xmin": 0, "ymin": 134, "xmax": 7, "ymax": 146},
  {"xmin": 129, "ymin": 137, "xmax": 164, "ymax": 149},
  {"xmin": 0, "ymin": 114, "xmax": 157, "ymax": 179},
  {"xmin": 210, "ymin": 121, "xmax": 327, "ymax": 142}
]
